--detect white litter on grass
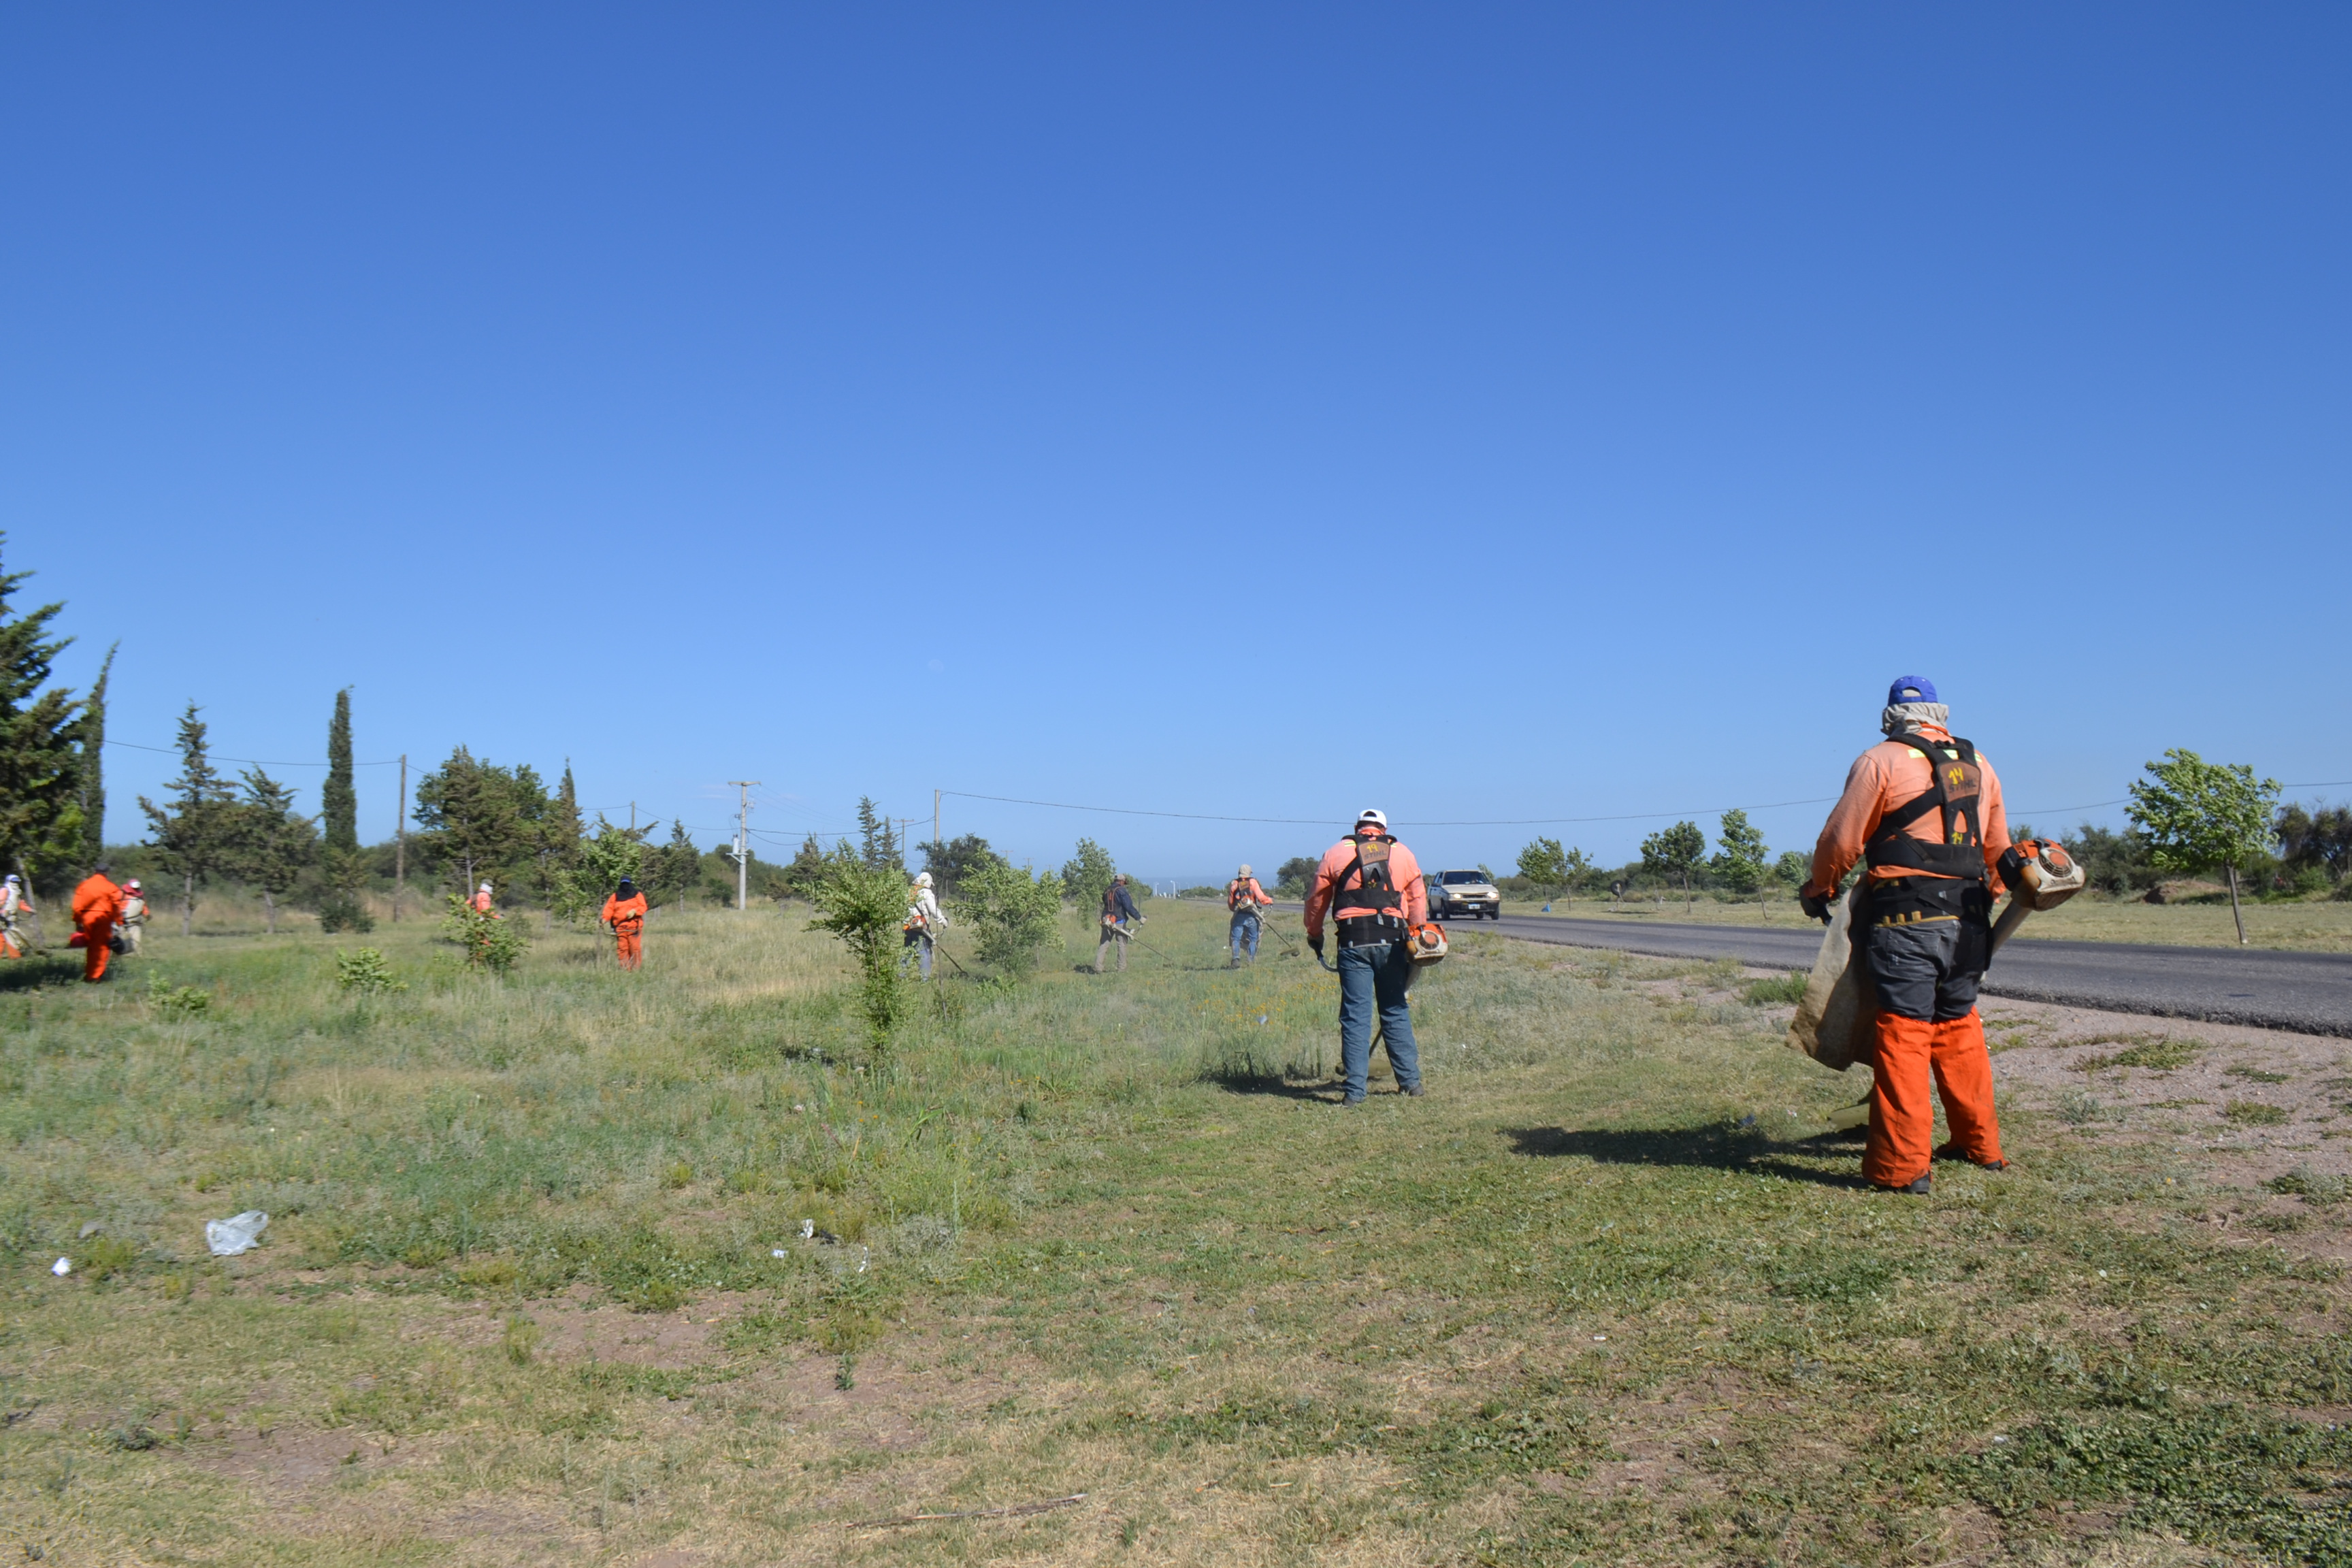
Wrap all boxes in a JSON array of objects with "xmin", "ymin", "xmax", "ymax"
[
  {"xmin": 772, "ymin": 1250, "xmax": 789, "ymax": 1260},
  {"xmin": 1992, "ymin": 1435, "xmax": 2009, "ymax": 1444},
  {"xmin": 800, "ymin": 1219, "xmax": 815, "ymax": 1241},
  {"xmin": 51, "ymin": 1256, "xmax": 70, "ymax": 1277},
  {"xmin": 205, "ymin": 1211, "xmax": 270, "ymax": 1257},
  {"xmin": 858, "ymin": 1247, "xmax": 870, "ymax": 1275}
]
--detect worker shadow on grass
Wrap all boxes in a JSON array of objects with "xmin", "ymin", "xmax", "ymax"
[
  {"xmin": 0, "ymin": 959, "xmax": 85, "ymax": 991},
  {"xmin": 1203, "ymin": 1068, "xmax": 1348, "ymax": 1103},
  {"xmin": 1501, "ymin": 1125, "xmax": 1869, "ymax": 1190}
]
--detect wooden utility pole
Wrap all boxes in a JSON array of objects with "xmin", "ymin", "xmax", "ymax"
[
  {"xmin": 933, "ymin": 789, "xmax": 941, "ymax": 856},
  {"xmin": 728, "ymin": 782, "xmax": 760, "ymax": 911},
  {"xmin": 392, "ymin": 753, "xmax": 408, "ymax": 922}
]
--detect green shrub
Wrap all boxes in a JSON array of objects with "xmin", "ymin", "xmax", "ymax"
[
  {"xmin": 146, "ymin": 977, "xmax": 211, "ymax": 1016},
  {"xmin": 334, "ymin": 948, "xmax": 406, "ymax": 994},
  {"xmin": 2224, "ymin": 1100, "xmax": 2288, "ymax": 1126},
  {"xmin": 805, "ymin": 843, "xmax": 914, "ymax": 1045},
  {"xmin": 957, "ymin": 859, "xmax": 1064, "ymax": 977},
  {"xmin": 440, "ymin": 894, "xmax": 528, "ymax": 975}
]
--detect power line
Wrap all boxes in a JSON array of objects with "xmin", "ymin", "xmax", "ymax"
[
  {"xmin": 942, "ymin": 779, "xmax": 2352, "ymax": 832},
  {"xmin": 104, "ymin": 738, "xmax": 400, "ymax": 767}
]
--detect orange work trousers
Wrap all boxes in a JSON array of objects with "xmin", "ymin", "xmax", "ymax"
[
  {"xmin": 1862, "ymin": 1007, "xmax": 2002, "ymax": 1189},
  {"xmin": 615, "ymin": 931, "xmax": 642, "ymax": 970},
  {"xmin": 81, "ymin": 923, "xmax": 113, "ymax": 982}
]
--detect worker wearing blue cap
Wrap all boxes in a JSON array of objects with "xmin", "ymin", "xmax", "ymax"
[{"xmin": 1800, "ymin": 677, "xmax": 2014, "ymax": 1194}]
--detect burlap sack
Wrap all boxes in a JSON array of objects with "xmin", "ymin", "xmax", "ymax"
[{"xmin": 1786, "ymin": 892, "xmax": 1876, "ymax": 1073}]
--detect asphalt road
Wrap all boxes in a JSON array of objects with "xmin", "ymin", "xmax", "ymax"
[
  {"xmin": 1253, "ymin": 901, "xmax": 2352, "ymax": 1036},
  {"xmin": 1461, "ymin": 911, "xmax": 2352, "ymax": 1038}
]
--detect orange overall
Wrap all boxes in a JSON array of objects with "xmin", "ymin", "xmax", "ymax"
[
  {"xmin": 1805, "ymin": 728, "xmax": 2011, "ymax": 1188},
  {"xmin": 71, "ymin": 872, "xmax": 122, "ymax": 983},
  {"xmin": 601, "ymin": 892, "xmax": 647, "ymax": 970}
]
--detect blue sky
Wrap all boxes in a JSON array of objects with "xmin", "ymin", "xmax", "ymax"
[{"xmin": 3, "ymin": 4, "xmax": 2345, "ymax": 885}]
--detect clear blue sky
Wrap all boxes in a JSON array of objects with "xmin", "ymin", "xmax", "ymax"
[{"xmin": 3, "ymin": 5, "xmax": 2345, "ymax": 885}]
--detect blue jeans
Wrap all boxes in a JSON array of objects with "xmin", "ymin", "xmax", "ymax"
[
  {"xmin": 1230, "ymin": 911, "xmax": 1260, "ymax": 961},
  {"xmin": 1337, "ymin": 941, "xmax": 1420, "ymax": 1098}
]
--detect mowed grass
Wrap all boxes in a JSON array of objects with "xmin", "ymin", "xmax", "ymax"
[
  {"xmin": 3, "ymin": 900, "xmax": 2350, "ymax": 1565},
  {"xmin": 1500, "ymin": 892, "xmax": 2352, "ymax": 953}
]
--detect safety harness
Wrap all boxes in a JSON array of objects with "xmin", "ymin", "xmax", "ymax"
[
  {"xmin": 1863, "ymin": 731, "xmax": 1991, "ymax": 924},
  {"xmin": 1330, "ymin": 833, "xmax": 1410, "ymax": 947},
  {"xmin": 1227, "ymin": 878, "xmax": 1262, "ymax": 914}
]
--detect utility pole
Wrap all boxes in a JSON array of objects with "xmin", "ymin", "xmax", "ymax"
[
  {"xmin": 629, "ymin": 801, "xmax": 636, "ymax": 834},
  {"xmin": 728, "ymin": 781, "xmax": 760, "ymax": 911},
  {"xmin": 933, "ymin": 789, "xmax": 941, "ymax": 857},
  {"xmin": 393, "ymin": 753, "xmax": 408, "ymax": 922}
]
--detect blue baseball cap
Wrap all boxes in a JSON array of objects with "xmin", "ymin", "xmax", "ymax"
[{"xmin": 1886, "ymin": 675, "xmax": 1938, "ymax": 705}]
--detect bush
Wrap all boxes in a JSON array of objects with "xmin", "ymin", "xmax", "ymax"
[
  {"xmin": 146, "ymin": 977, "xmax": 210, "ymax": 1016},
  {"xmin": 440, "ymin": 894, "xmax": 528, "ymax": 975},
  {"xmin": 957, "ymin": 860, "xmax": 1064, "ymax": 977},
  {"xmin": 805, "ymin": 843, "xmax": 913, "ymax": 1044},
  {"xmin": 335, "ymin": 948, "xmax": 406, "ymax": 995}
]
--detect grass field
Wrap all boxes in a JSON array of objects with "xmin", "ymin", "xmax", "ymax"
[
  {"xmin": 1500, "ymin": 893, "xmax": 2352, "ymax": 953},
  {"xmin": 4, "ymin": 899, "xmax": 2351, "ymax": 1565}
]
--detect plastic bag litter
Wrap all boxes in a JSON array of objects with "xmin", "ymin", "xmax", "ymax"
[
  {"xmin": 51, "ymin": 1256, "xmax": 70, "ymax": 1277},
  {"xmin": 205, "ymin": 1211, "xmax": 270, "ymax": 1257}
]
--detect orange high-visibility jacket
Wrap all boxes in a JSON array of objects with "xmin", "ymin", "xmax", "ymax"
[
  {"xmin": 1303, "ymin": 832, "xmax": 1427, "ymax": 943},
  {"xmin": 601, "ymin": 892, "xmax": 648, "ymax": 933},
  {"xmin": 1226, "ymin": 877, "xmax": 1271, "ymax": 912},
  {"xmin": 470, "ymin": 889, "xmax": 498, "ymax": 915},
  {"xmin": 1803, "ymin": 726, "xmax": 2010, "ymax": 900},
  {"xmin": 71, "ymin": 873, "xmax": 122, "ymax": 932}
]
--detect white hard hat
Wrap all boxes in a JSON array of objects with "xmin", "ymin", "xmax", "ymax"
[
  {"xmin": 1237, "ymin": 864, "xmax": 1252, "ymax": 877},
  {"xmin": 915, "ymin": 871, "xmax": 933, "ymax": 887},
  {"xmin": 478, "ymin": 882, "xmax": 493, "ymax": 893},
  {"xmin": 1356, "ymin": 808, "xmax": 1388, "ymax": 830}
]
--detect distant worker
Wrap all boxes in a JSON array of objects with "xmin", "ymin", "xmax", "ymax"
[
  {"xmin": 1226, "ymin": 863, "xmax": 1271, "ymax": 966},
  {"xmin": 118, "ymin": 879, "xmax": 147, "ymax": 956},
  {"xmin": 0, "ymin": 873, "xmax": 32, "ymax": 959},
  {"xmin": 1096, "ymin": 873, "xmax": 1142, "ymax": 975},
  {"xmin": 470, "ymin": 881, "xmax": 498, "ymax": 915},
  {"xmin": 601, "ymin": 877, "xmax": 649, "ymax": 970},
  {"xmin": 1303, "ymin": 809, "xmax": 1428, "ymax": 1105},
  {"xmin": 902, "ymin": 871, "xmax": 947, "ymax": 979},
  {"xmin": 71, "ymin": 862, "xmax": 123, "ymax": 983},
  {"xmin": 1800, "ymin": 676, "xmax": 2012, "ymax": 1195}
]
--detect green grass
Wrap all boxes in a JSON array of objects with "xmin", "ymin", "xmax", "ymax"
[{"xmin": 1, "ymin": 900, "xmax": 2347, "ymax": 1564}]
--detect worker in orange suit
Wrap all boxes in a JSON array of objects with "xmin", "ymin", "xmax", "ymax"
[
  {"xmin": 601, "ymin": 877, "xmax": 649, "ymax": 970},
  {"xmin": 470, "ymin": 881, "xmax": 498, "ymax": 915},
  {"xmin": 1800, "ymin": 677, "xmax": 2011, "ymax": 1194},
  {"xmin": 71, "ymin": 862, "xmax": 124, "ymax": 983}
]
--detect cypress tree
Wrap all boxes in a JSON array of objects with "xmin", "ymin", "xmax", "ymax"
[
  {"xmin": 0, "ymin": 537, "xmax": 84, "ymax": 891},
  {"xmin": 323, "ymin": 687, "xmax": 357, "ymax": 853},
  {"xmin": 74, "ymin": 642, "xmax": 115, "ymax": 870}
]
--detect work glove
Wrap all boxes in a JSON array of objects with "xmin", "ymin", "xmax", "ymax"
[
  {"xmin": 1309, "ymin": 934, "xmax": 1324, "ymax": 959},
  {"xmin": 1799, "ymin": 891, "xmax": 1833, "ymax": 923}
]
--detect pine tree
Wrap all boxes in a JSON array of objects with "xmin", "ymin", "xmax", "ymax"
[
  {"xmin": 411, "ymin": 747, "xmax": 549, "ymax": 900},
  {"xmin": 323, "ymin": 688, "xmax": 357, "ymax": 852},
  {"xmin": 856, "ymin": 796, "xmax": 901, "ymax": 872},
  {"xmin": 229, "ymin": 768, "xmax": 317, "ymax": 935},
  {"xmin": 0, "ymin": 538, "xmax": 85, "ymax": 894},
  {"xmin": 140, "ymin": 704, "xmax": 240, "ymax": 936}
]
